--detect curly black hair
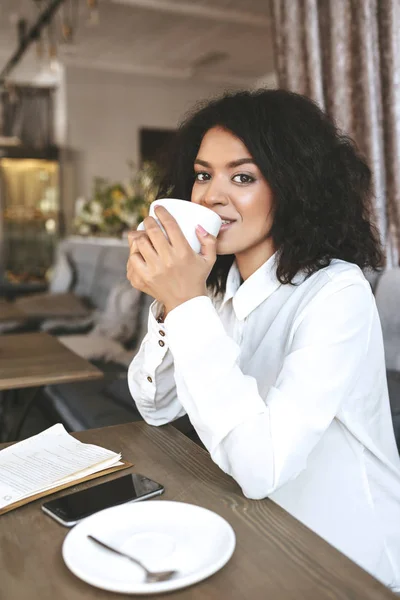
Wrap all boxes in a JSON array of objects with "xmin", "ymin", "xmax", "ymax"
[{"xmin": 159, "ymin": 88, "xmax": 383, "ymax": 295}]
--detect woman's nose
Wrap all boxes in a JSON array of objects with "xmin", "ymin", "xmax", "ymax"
[{"xmin": 201, "ymin": 180, "xmax": 228, "ymax": 207}]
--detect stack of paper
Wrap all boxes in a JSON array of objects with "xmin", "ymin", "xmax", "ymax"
[{"xmin": 0, "ymin": 424, "xmax": 129, "ymax": 515}]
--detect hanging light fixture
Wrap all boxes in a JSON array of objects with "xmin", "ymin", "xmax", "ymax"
[
  {"xmin": 60, "ymin": 0, "xmax": 79, "ymax": 44},
  {"xmin": 61, "ymin": 21, "xmax": 73, "ymax": 44},
  {"xmin": 0, "ymin": 0, "xmax": 65, "ymax": 83},
  {"xmin": 87, "ymin": 0, "xmax": 100, "ymax": 26},
  {"xmin": 46, "ymin": 16, "xmax": 59, "ymax": 71}
]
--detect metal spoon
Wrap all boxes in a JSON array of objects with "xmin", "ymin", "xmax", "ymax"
[{"xmin": 87, "ymin": 534, "xmax": 178, "ymax": 583}]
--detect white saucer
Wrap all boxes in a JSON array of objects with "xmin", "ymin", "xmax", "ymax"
[{"xmin": 62, "ymin": 500, "xmax": 236, "ymax": 594}]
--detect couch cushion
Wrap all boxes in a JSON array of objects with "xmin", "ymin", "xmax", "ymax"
[
  {"xmin": 41, "ymin": 374, "xmax": 142, "ymax": 431},
  {"xmin": 92, "ymin": 280, "xmax": 142, "ymax": 344},
  {"xmin": 388, "ymin": 371, "xmax": 400, "ymax": 409},
  {"xmin": 103, "ymin": 375, "xmax": 136, "ymax": 408},
  {"xmin": 55, "ymin": 238, "xmax": 131, "ymax": 312},
  {"xmin": 0, "ymin": 320, "xmax": 26, "ymax": 334},
  {"xmin": 61, "ymin": 239, "xmax": 104, "ymax": 300},
  {"xmin": 40, "ymin": 314, "xmax": 95, "ymax": 335},
  {"xmin": 41, "ymin": 368, "xmax": 203, "ymax": 445},
  {"xmin": 387, "ymin": 370, "xmax": 400, "ymax": 452},
  {"xmin": 133, "ymin": 294, "xmax": 153, "ymax": 345},
  {"xmin": 57, "ymin": 333, "xmax": 136, "ymax": 366},
  {"xmin": 89, "ymin": 246, "xmax": 130, "ymax": 311},
  {"xmin": 375, "ymin": 269, "xmax": 400, "ymax": 370},
  {"xmin": 49, "ymin": 248, "xmax": 75, "ymax": 293}
]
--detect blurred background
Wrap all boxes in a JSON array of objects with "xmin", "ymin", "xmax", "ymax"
[{"xmin": 0, "ymin": 0, "xmax": 275, "ymax": 285}]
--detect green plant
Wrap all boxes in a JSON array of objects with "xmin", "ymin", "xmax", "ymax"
[{"xmin": 74, "ymin": 161, "xmax": 162, "ymax": 236}]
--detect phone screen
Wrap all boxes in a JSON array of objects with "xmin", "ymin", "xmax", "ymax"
[{"xmin": 42, "ymin": 474, "xmax": 164, "ymax": 524}]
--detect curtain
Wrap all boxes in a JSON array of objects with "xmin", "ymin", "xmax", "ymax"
[{"xmin": 270, "ymin": 0, "xmax": 400, "ymax": 266}]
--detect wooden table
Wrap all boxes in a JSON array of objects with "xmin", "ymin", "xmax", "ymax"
[
  {"xmin": 0, "ymin": 332, "xmax": 102, "ymax": 440},
  {"xmin": 0, "ymin": 299, "xmax": 26, "ymax": 324},
  {"xmin": 0, "ymin": 422, "xmax": 396, "ymax": 600},
  {"xmin": 0, "ymin": 331, "xmax": 101, "ymax": 391},
  {"xmin": 14, "ymin": 292, "xmax": 90, "ymax": 319}
]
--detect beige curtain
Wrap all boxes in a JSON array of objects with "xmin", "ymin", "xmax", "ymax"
[{"xmin": 270, "ymin": 0, "xmax": 400, "ymax": 266}]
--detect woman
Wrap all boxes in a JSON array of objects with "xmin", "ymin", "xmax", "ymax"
[{"xmin": 127, "ymin": 89, "xmax": 400, "ymax": 589}]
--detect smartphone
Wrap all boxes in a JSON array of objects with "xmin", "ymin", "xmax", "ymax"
[{"xmin": 41, "ymin": 473, "xmax": 164, "ymax": 527}]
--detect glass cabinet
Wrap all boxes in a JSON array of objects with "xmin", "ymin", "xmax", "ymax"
[{"xmin": 0, "ymin": 156, "xmax": 61, "ymax": 284}]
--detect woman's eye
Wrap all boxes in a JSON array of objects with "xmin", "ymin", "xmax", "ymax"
[
  {"xmin": 232, "ymin": 173, "xmax": 255, "ymax": 184},
  {"xmin": 194, "ymin": 172, "xmax": 210, "ymax": 182}
]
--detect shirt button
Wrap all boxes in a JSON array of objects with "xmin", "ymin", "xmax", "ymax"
[
  {"xmin": 159, "ymin": 330, "xmax": 165, "ymax": 337},
  {"xmin": 158, "ymin": 340, "xmax": 165, "ymax": 347},
  {"xmin": 147, "ymin": 376, "xmax": 153, "ymax": 383}
]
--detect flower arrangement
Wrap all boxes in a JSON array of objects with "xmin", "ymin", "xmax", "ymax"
[{"xmin": 74, "ymin": 161, "xmax": 162, "ymax": 237}]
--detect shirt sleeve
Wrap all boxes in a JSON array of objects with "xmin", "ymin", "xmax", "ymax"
[
  {"xmin": 127, "ymin": 300, "xmax": 186, "ymax": 424},
  {"xmin": 164, "ymin": 280, "xmax": 373, "ymax": 499}
]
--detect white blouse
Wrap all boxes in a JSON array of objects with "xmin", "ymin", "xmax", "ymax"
[{"xmin": 128, "ymin": 254, "xmax": 400, "ymax": 590}]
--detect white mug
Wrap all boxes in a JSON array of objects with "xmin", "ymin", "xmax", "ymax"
[{"xmin": 137, "ymin": 198, "xmax": 222, "ymax": 253}]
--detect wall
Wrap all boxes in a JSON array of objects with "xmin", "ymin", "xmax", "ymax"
[
  {"xmin": 64, "ymin": 66, "xmax": 240, "ymax": 230},
  {"xmin": 2, "ymin": 51, "xmax": 67, "ymax": 147}
]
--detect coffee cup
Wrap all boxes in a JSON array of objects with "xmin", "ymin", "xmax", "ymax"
[{"xmin": 137, "ymin": 198, "xmax": 222, "ymax": 253}]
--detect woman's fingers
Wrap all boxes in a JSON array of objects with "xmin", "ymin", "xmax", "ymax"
[
  {"xmin": 196, "ymin": 225, "xmax": 217, "ymax": 265},
  {"xmin": 135, "ymin": 231, "xmax": 159, "ymax": 267},
  {"xmin": 153, "ymin": 206, "xmax": 189, "ymax": 251},
  {"xmin": 127, "ymin": 231, "xmax": 150, "ymax": 291},
  {"xmin": 142, "ymin": 215, "xmax": 174, "ymax": 260},
  {"xmin": 128, "ymin": 230, "xmax": 149, "ymax": 255},
  {"xmin": 127, "ymin": 251, "xmax": 148, "ymax": 294}
]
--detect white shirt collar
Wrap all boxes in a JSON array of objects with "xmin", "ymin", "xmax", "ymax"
[{"xmin": 221, "ymin": 253, "xmax": 281, "ymax": 321}]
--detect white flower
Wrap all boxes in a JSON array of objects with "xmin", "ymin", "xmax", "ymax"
[
  {"xmin": 90, "ymin": 200, "xmax": 103, "ymax": 216},
  {"xmin": 124, "ymin": 181, "xmax": 134, "ymax": 196},
  {"xmin": 79, "ymin": 224, "xmax": 90, "ymax": 235},
  {"xmin": 120, "ymin": 210, "xmax": 137, "ymax": 227}
]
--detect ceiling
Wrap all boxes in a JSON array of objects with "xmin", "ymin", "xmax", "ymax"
[{"xmin": 0, "ymin": 0, "xmax": 275, "ymax": 86}]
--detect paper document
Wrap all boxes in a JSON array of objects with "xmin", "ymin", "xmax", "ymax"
[{"xmin": 0, "ymin": 424, "xmax": 122, "ymax": 510}]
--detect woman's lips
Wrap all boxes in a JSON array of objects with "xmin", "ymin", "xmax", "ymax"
[{"xmin": 219, "ymin": 220, "xmax": 236, "ymax": 233}]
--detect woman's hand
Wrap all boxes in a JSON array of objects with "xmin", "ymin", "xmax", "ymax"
[{"xmin": 127, "ymin": 206, "xmax": 217, "ymax": 314}]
